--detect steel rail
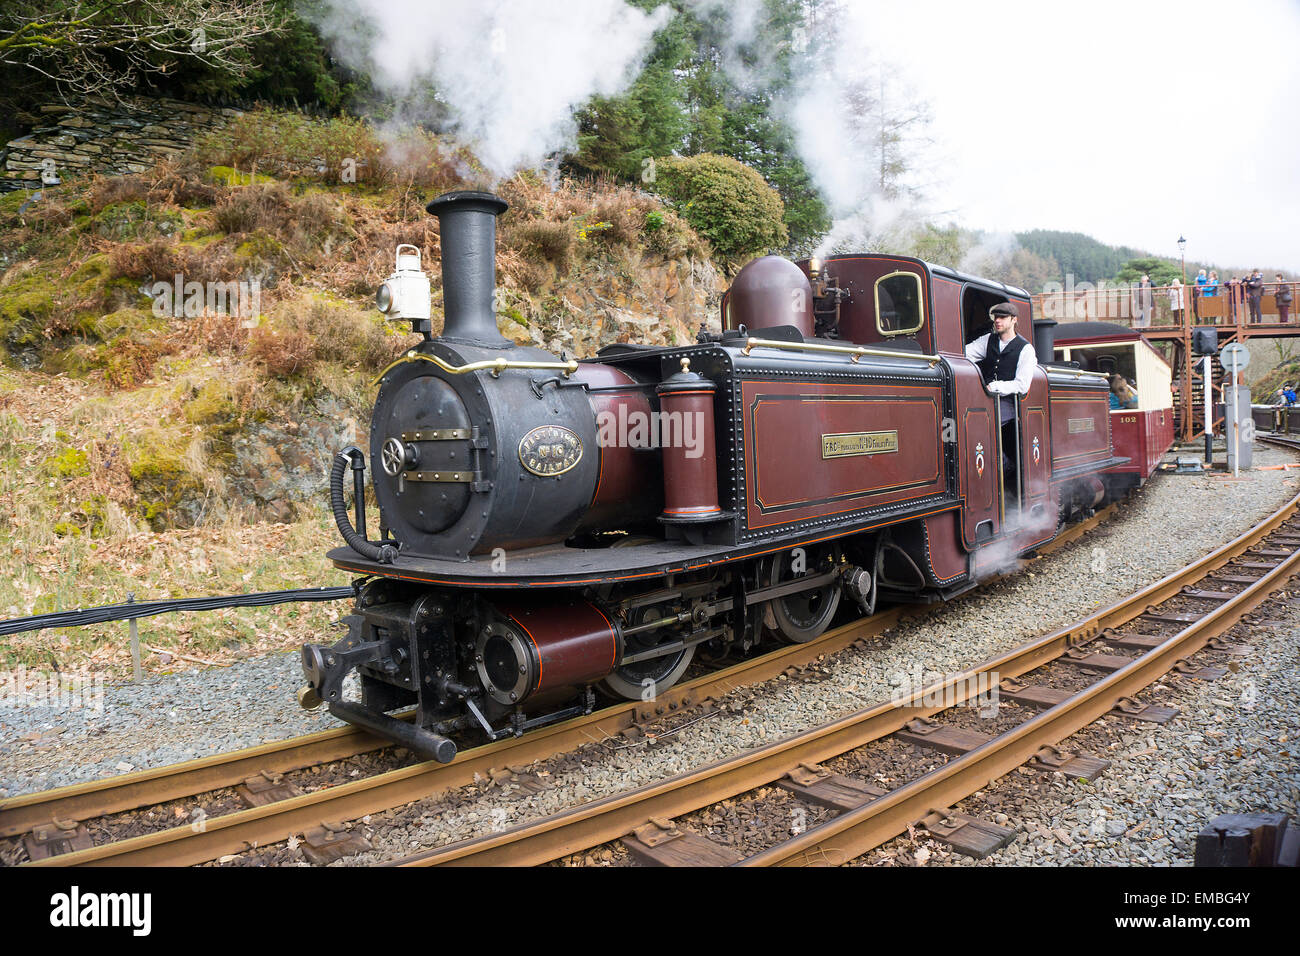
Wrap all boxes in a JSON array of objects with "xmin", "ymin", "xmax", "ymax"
[
  {"xmin": 387, "ymin": 491, "xmax": 1299, "ymax": 867},
  {"xmin": 749, "ymin": 515, "xmax": 1300, "ymax": 867},
  {"xmin": 19, "ymin": 606, "xmax": 912, "ymax": 866},
  {"xmin": 7, "ymin": 502, "xmax": 1119, "ymax": 865},
  {"xmin": 0, "ymin": 722, "xmax": 392, "ymax": 840},
  {"xmin": 1259, "ymin": 433, "xmax": 1300, "ymax": 451}
]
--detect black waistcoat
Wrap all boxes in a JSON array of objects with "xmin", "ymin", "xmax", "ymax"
[{"xmin": 978, "ymin": 333, "xmax": 1028, "ymax": 384}]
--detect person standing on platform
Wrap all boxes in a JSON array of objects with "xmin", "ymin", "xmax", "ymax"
[
  {"xmin": 1168, "ymin": 276, "xmax": 1184, "ymax": 323},
  {"xmin": 1275, "ymin": 274, "xmax": 1292, "ymax": 323},
  {"xmin": 1194, "ymin": 268, "xmax": 1208, "ymax": 320},
  {"xmin": 1133, "ymin": 274, "xmax": 1155, "ymax": 327},
  {"xmin": 1205, "ymin": 271, "xmax": 1220, "ymax": 323},
  {"xmin": 1245, "ymin": 269, "xmax": 1265, "ymax": 324}
]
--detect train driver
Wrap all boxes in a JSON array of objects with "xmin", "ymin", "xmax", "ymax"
[{"xmin": 965, "ymin": 301, "xmax": 1037, "ymax": 484}]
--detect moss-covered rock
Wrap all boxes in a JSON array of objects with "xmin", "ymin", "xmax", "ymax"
[
  {"xmin": 0, "ymin": 191, "xmax": 31, "ymax": 218},
  {"xmin": 0, "ymin": 271, "xmax": 56, "ymax": 354},
  {"xmin": 125, "ymin": 429, "xmax": 203, "ymax": 530},
  {"xmin": 83, "ymin": 306, "xmax": 163, "ymax": 341},
  {"xmin": 207, "ymin": 166, "xmax": 277, "ymax": 187},
  {"xmin": 183, "ymin": 378, "xmax": 241, "ymax": 434},
  {"xmin": 46, "ymin": 447, "xmax": 90, "ymax": 478},
  {"xmin": 234, "ymin": 230, "xmax": 285, "ymax": 264},
  {"xmin": 91, "ymin": 201, "xmax": 183, "ymax": 241}
]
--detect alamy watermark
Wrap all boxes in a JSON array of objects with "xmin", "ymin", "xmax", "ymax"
[
  {"xmin": 888, "ymin": 664, "xmax": 1000, "ymax": 717},
  {"xmin": 149, "ymin": 274, "xmax": 261, "ymax": 326},
  {"xmin": 595, "ymin": 407, "xmax": 706, "ymax": 459},
  {"xmin": 0, "ymin": 666, "xmax": 104, "ymax": 714},
  {"xmin": 1039, "ymin": 275, "xmax": 1169, "ymax": 322}
]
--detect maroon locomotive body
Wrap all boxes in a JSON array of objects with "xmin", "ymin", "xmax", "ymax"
[{"xmin": 300, "ymin": 191, "xmax": 1124, "ymax": 760}]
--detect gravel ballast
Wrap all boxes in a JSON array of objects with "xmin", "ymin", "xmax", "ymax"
[
  {"xmin": 2, "ymin": 444, "xmax": 1297, "ymax": 869},
  {"xmin": 856, "ymin": 587, "xmax": 1300, "ymax": 867}
]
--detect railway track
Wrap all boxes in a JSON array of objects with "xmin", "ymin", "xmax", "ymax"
[
  {"xmin": 1, "ymin": 503, "xmax": 1116, "ymax": 867},
  {"xmin": 1259, "ymin": 432, "xmax": 1300, "ymax": 453},
  {"xmin": 386, "ymin": 490, "xmax": 1300, "ymax": 867},
  {"xmin": 4, "ymin": 604, "xmax": 910, "ymax": 866}
]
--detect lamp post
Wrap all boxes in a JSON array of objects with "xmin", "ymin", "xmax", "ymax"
[{"xmin": 1178, "ymin": 235, "xmax": 1187, "ymax": 307}]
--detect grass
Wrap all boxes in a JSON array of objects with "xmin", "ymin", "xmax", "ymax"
[
  {"xmin": 0, "ymin": 366, "xmax": 350, "ymax": 680},
  {"xmin": 0, "ymin": 513, "xmax": 350, "ymax": 680}
]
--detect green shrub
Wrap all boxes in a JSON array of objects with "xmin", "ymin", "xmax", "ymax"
[{"xmin": 653, "ymin": 153, "xmax": 788, "ymax": 264}]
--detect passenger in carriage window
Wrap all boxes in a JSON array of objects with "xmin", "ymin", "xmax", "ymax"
[{"xmin": 1108, "ymin": 374, "xmax": 1138, "ymax": 410}]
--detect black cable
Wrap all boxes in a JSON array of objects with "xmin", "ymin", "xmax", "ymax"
[{"xmin": 0, "ymin": 585, "xmax": 357, "ymax": 637}]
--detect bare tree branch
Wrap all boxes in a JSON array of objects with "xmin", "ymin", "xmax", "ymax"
[{"xmin": 0, "ymin": 0, "xmax": 284, "ymax": 99}]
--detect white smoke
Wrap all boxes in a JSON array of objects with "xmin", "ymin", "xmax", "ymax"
[
  {"xmin": 777, "ymin": 3, "xmax": 941, "ymax": 257},
  {"xmin": 306, "ymin": 0, "xmax": 673, "ymax": 178},
  {"xmin": 971, "ymin": 500, "xmax": 1059, "ymax": 582},
  {"xmin": 678, "ymin": 0, "xmax": 770, "ymax": 91},
  {"xmin": 960, "ymin": 231, "xmax": 1020, "ymax": 276}
]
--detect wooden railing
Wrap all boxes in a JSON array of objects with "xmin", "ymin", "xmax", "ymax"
[{"xmin": 1032, "ymin": 281, "xmax": 1296, "ymax": 330}]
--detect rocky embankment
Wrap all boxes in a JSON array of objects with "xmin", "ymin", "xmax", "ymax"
[{"xmin": 1, "ymin": 97, "xmax": 239, "ymax": 191}]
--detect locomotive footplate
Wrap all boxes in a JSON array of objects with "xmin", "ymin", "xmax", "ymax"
[{"xmin": 327, "ymin": 496, "xmax": 964, "ymax": 588}]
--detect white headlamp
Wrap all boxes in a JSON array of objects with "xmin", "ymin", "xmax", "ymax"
[{"xmin": 376, "ymin": 244, "xmax": 431, "ymax": 329}]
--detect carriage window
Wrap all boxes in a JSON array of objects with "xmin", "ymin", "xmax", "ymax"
[
  {"xmin": 1063, "ymin": 344, "xmax": 1137, "ymax": 385},
  {"xmin": 875, "ymin": 271, "xmax": 924, "ymax": 336}
]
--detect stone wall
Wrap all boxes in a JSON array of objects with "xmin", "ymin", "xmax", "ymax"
[{"xmin": 1, "ymin": 97, "xmax": 239, "ymax": 192}]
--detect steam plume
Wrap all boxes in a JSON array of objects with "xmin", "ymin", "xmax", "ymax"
[{"xmin": 306, "ymin": 0, "xmax": 673, "ymax": 178}]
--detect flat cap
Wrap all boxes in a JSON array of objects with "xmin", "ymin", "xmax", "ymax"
[{"xmin": 989, "ymin": 302, "xmax": 1018, "ymax": 318}]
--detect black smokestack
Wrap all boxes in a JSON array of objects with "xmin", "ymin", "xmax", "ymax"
[
  {"xmin": 1032, "ymin": 317, "xmax": 1057, "ymax": 365},
  {"xmin": 426, "ymin": 190, "xmax": 510, "ymax": 347}
]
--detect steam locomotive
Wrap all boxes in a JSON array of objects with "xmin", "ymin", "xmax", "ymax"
[{"xmin": 298, "ymin": 190, "xmax": 1126, "ymax": 763}]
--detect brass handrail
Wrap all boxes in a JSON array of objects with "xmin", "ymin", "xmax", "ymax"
[
  {"xmin": 738, "ymin": 336, "xmax": 1109, "ymax": 384},
  {"xmin": 739, "ymin": 336, "xmax": 942, "ymax": 366},
  {"xmin": 1048, "ymin": 367, "xmax": 1109, "ymax": 381},
  {"xmin": 373, "ymin": 351, "xmax": 580, "ymax": 386}
]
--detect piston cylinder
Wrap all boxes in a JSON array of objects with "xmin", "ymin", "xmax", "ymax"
[
  {"xmin": 656, "ymin": 357, "xmax": 722, "ymax": 523},
  {"xmin": 475, "ymin": 596, "xmax": 619, "ymax": 705}
]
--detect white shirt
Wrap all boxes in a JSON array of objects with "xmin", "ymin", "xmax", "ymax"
[{"xmin": 964, "ymin": 332, "xmax": 1037, "ymax": 396}]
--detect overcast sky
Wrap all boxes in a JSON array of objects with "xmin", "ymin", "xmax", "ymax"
[{"xmin": 844, "ymin": 0, "xmax": 1300, "ymax": 271}]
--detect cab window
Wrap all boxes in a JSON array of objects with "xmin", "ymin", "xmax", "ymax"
[{"xmin": 875, "ymin": 271, "xmax": 924, "ymax": 336}]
